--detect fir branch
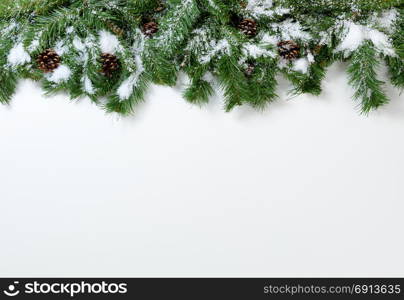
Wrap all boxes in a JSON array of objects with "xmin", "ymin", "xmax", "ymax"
[
  {"xmin": 217, "ymin": 54, "xmax": 250, "ymax": 112},
  {"xmin": 0, "ymin": 72, "xmax": 18, "ymax": 104},
  {"xmin": 184, "ymin": 77, "xmax": 214, "ymax": 105},
  {"xmin": 347, "ymin": 41, "xmax": 389, "ymax": 114},
  {"xmin": 386, "ymin": 57, "xmax": 404, "ymax": 89},
  {"xmin": 385, "ymin": 7, "xmax": 403, "ymax": 87},
  {"xmin": 200, "ymin": 0, "xmax": 230, "ymax": 23},
  {"xmin": 145, "ymin": 0, "xmax": 201, "ymax": 86},
  {"xmin": 0, "ymin": 0, "xmax": 403, "ymax": 116}
]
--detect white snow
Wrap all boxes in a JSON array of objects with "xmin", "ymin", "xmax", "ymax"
[
  {"xmin": 117, "ymin": 55, "xmax": 144, "ymax": 101},
  {"xmin": 370, "ymin": 9, "xmax": 398, "ymax": 33},
  {"xmin": 54, "ymin": 40, "xmax": 68, "ymax": 55},
  {"xmin": 336, "ymin": 21, "xmax": 395, "ymax": 56},
  {"xmin": 272, "ymin": 19, "xmax": 311, "ymax": 42},
  {"xmin": 83, "ymin": 75, "xmax": 95, "ymax": 95},
  {"xmin": 260, "ymin": 33, "xmax": 278, "ymax": 46},
  {"xmin": 71, "ymin": 35, "xmax": 97, "ymax": 94},
  {"xmin": 277, "ymin": 59, "xmax": 288, "ymax": 69},
  {"xmin": 246, "ymin": 0, "xmax": 273, "ymax": 15},
  {"xmin": 117, "ymin": 73, "xmax": 138, "ymax": 100},
  {"xmin": 46, "ymin": 65, "xmax": 72, "ymax": 83},
  {"xmin": 99, "ymin": 30, "xmax": 122, "ymax": 54},
  {"xmin": 72, "ymin": 37, "xmax": 86, "ymax": 52},
  {"xmin": 246, "ymin": 0, "xmax": 289, "ymax": 18},
  {"xmin": 202, "ymin": 72, "xmax": 215, "ymax": 83},
  {"xmin": 7, "ymin": 43, "xmax": 31, "ymax": 67},
  {"xmin": 243, "ymin": 43, "xmax": 276, "ymax": 59},
  {"xmin": 292, "ymin": 57, "xmax": 310, "ymax": 74},
  {"xmin": 28, "ymin": 38, "xmax": 40, "ymax": 52},
  {"xmin": 1, "ymin": 22, "xmax": 17, "ymax": 35},
  {"xmin": 369, "ymin": 29, "xmax": 396, "ymax": 56},
  {"xmin": 117, "ymin": 32, "xmax": 146, "ymax": 101},
  {"xmin": 199, "ymin": 39, "xmax": 231, "ymax": 64},
  {"xmin": 336, "ymin": 22, "xmax": 365, "ymax": 52},
  {"xmin": 307, "ymin": 52, "xmax": 315, "ymax": 64},
  {"xmin": 319, "ymin": 31, "xmax": 333, "ymax": 46}
]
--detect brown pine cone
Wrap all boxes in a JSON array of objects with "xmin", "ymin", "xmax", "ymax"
[
  {"xmin": 142, "ymin": 21, "xmax": 159, "ymax": 37},
  {"xmin": 277, "ymin": 41, "xmax": 301, "ymax": 60},
  {"xmin": 36, "ymin": 49, "xmax": 61, "ymax": 73},
  {"xmin": 312, "ymin": 45, "xmax": 323, "ymax": 55},
  {"xmin": 100, "ymin": 53, "xmax": 120, "ymax": 77},
  {"xmin": 107, "ymin": 22, "xmax": 125, "ymax": 37},
  {"xmin": 238, "ymin": 18, "xmax": 258, "ymax": 37},
  {"xmin": 154, "ymin": 4, "xmax": 166, "ymax": 12},
  {"xmin": 245, "ymin": 62, "xmax": 255, "ymax": 77}
]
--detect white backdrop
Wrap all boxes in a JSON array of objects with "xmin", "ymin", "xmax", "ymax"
[{"xmin": 1, "ymin": 63, "xmax": 403, "ymax": 277}]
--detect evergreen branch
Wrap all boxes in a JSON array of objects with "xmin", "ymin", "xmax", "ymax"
[
  {"xmin": 0, "ymin": 72, "xmax": 18, "ymax": 104},
  {"xmin": 386, "ymin": 57, "xmax": 404, "ymax": 89},
  {"xmin": 184, "ymin": 76, "xmax": 214, "ymax": 105},
  {"xmin": 0, "ymin": 0, "xmax": 403, "ymax": 116},
  {"xmin": 348, "ymin": 41, "xmax": 389, "ymax": 114},
  {"xmin": 144, "ymin": 0, "xmax": 201, "ymax": 86},
  {"xmin": 217, "ymin": 54, "xmax": 250, "ymax": 112}
]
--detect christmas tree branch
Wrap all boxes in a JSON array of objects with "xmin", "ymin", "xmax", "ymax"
[
  {"xmin": 348, "ymin": 41, "xmax": 389, "ymax": 114},
  {"xmin": 0, "ymin": 0, "xmax": 402, "ymax": 115}
]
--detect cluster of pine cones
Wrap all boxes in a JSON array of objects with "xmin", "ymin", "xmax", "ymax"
[
  {"xmin": 236, "ymin": 17, "xmax": 300, "ymax": 60},
  {"xmin": 236, "ymin": 17, "xmax": 300, "ymax": 77},
  {"xmin": 36, "ymin": 10, "xmax": 163, "ymax": 76},
  {"xmin": 36, "ymin": 49, "xmax": 121, "ymax": 77},
  {"xmin": 36, "ymin": 13, "xmax": 300, "ymax": 79}
]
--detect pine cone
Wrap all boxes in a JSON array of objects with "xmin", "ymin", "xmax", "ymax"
[
  {"xmin": 142, "ymin": 21, "xmax": 159, "ymax": 37},
  {"xmin": 36, "ymin": 49, "xmax": 61, "ymax": 73},
  {"xmin": 154, "ymin": 3, "xmax": 166, "ymax": 12},
  {"xmin": 238, "ymin": 18, "xmax": 258, "ymax": 37},
  {"xmin": 245, "ymin": 62, "xmax": 255, "ymax": 77},
  {"xmin": 278, "ymin": 41, "xmax": 301, "ymax": 60},
  {"xmin": 100, "ymin": 53, "xmax": 120, "ymax": 77},
  {"xmin": 107, "ymin": 22, "xmax": 124, "ymax": 37},
  {"xmin": 312, "ymin": 44, "xmax": 323, "ymax": 55}
]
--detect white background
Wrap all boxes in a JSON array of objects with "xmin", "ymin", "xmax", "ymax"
[{"xmin": 1, "ymin": 63, "xmax": 403, "ymax": 277}]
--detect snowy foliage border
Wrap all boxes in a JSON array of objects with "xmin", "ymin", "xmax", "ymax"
[{"xmin": 0, "ymin": 0, "xmax": 403, "ymax": 115}]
